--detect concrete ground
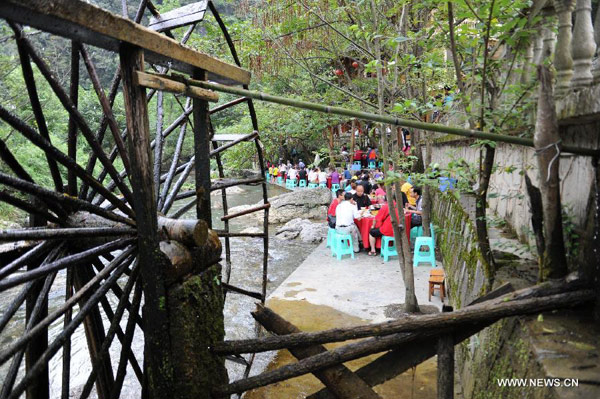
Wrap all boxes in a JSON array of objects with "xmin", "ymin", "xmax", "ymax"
[{"xmin": 268, "ymin": 240, "xmax": 445, "ymax": 323}]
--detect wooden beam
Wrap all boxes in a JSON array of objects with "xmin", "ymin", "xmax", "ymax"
[
  {"xmin": 134, "ymin": 71, "xmax": 219, "ymax": 102},
  {"xmin": 148, "ymin": 1, "xmax": 207, "ymax": 32},
  {"xmin": 0, "ymin": 0, "xmax": 250, "ymax": 85},
  {"xmin": 119, "ymin": 44, "xmax": 174, "ymax": 398}
]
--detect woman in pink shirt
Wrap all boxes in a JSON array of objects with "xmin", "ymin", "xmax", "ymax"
[{"xmin": 374, "ymin": 183, "xmax": 386, "ymax": 204}]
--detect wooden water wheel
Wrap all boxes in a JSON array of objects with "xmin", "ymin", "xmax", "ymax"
[{"xmin": 0, "ymin": 1, "xmax": 269, "ymax": 397}]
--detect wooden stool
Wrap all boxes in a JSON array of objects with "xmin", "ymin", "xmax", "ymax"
[{"xmin": 428, "ymin": 269, "xmax": 445, "ymax": 301}]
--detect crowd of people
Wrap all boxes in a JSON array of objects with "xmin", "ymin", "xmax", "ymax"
[{"xmin": 326, "ymin": 172, "xmax": 423, "ymax": 255}]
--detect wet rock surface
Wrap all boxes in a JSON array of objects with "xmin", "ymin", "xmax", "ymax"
[{"xmin": 275, "ymin": 218, "xmax": 328, "ymax": 243}]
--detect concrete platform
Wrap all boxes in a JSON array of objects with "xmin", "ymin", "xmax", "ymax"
[{"xmin": 268, "ymin": 240, "xmax": 445, "ymax": 323}]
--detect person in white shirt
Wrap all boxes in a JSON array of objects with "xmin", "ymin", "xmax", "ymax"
[
  {"xmin": 279, "ymin": 163, "xmax": 287, "ymax": 179},
  {"xmin": 308, "ymin": 168, "xmax": 318, "ymax": 183},
  {"xmin": 335, "ymin": 193, "xmax": 361, "ymax": 252},
  {"xmin": 287, "ymin": 166, "xmax": 298, "ymax": 181},
  {"xmin": 317, "ymin": 168, "xmax": 328, "ymax": 184}
]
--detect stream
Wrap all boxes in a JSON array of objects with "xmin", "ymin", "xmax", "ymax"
[{"xmin": 0, "ymin": 184, "xmax": 319, "ymax": 397}]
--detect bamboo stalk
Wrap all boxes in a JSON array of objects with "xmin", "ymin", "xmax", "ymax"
[{"xmin": 161, "ymin": 73, "xmax": 599, "ymax": 157}]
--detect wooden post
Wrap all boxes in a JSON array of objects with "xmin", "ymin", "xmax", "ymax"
[
  {"xmin": 120, "ymin": 43, "xmax": 174, "ymax": 399},
  {"xmin": 193, "ymin": 68, "xmax": 212, "ymax": 226},
  {"xmin": 437, "ymin": 306, "xmax": 454, "ymax": 399}
]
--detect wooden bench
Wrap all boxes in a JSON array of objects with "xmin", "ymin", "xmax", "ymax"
[{"xmin": 428, "ymin": 268, "xmax": 445, "ymax": 302}]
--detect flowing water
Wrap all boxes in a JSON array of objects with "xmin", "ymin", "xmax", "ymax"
[{"xmin": 0, "ymin": 184, "xmax": 319, "ymax": 397}]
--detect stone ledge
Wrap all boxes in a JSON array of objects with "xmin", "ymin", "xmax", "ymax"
[{"xmin": 556, "ymin": 83, "xmax": 600, "ymax": 125}]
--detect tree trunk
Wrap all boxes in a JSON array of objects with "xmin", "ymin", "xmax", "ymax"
[
  {"xmin": 475, "ymin": 144, "xmax": 496, "ymax": 281},
  {"xmin": 534, "ymin": 66, "xmax": 568, "ymax": 280}
]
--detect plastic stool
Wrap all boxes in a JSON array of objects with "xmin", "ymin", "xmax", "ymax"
[
  {"xmin": 319, "ymin": 183, "xmax": 327, "ymax": 188},
  {"xmin": 353, "ymin": 161, "xmax": 362, "ymax": 167},
  {"xmin": 308, "ymin": 182, "xmax": 318, "ymax": 188},
  {"xmin": 410, "ymin": 225, "xmax": 423, "ymax": 244},
  {"xmin": 286, "ymin": 179, "xmax": 297, "ymax": 189},
  {"xmin": 326, "ymin": 227, "xmax": 336, "ymax": 249},
  {"xmin": 298, "ymin": 179, "xmax": 307, "ymax": 188},
  {"xmin": 277, "ymin": 176, "xmax": 283, "ymax": 185},
  {"xmin": 332, "ymin": 232, "xmax": 355, "ymax": 260},
  {"xmin": 380, "ymin": 236, "xmax": 398, "ymax": 262},
  {"xmin": 266, "ymin": 173, "xmax": 270, "ymax": 181},
  {"xmin": 413, "ymin": 237, "xmax": 436, "ymax": 267},
  {"xmin": 331, "ymin": 183, "xmax": 340, "ymax": 191},
  {"xmin": 368, "ymin": 161, "xmax": 376, "ymax": 169}
]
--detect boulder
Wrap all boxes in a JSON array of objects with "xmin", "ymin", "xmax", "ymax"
[
  {"xmin": 228, "ymin": 187, "xmax": 332, "ymax": 225},
  {"xmin": 275, "ymin": 217, "xmax": 328, "ymax": 243}
]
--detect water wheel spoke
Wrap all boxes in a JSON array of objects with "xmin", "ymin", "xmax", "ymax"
[
  {"xmin": 12, "ymin": 28, "xmax": 64, "ymax": 193},
  {"xmin": 209, "ymin": 131, "xmax": 259, "ymax": 158},
  {"xmin": 0, "ymin": 280, "xmax": 34, "ymax": 333},
  {"xmin": 0, "ymin": 239, "xmax": 134, "ymax": 292},
  {"xmin": 91, "ymin": 258, "xmax": 144, "ymax": 330},
  {"xmin": 220, "ymin": 283, "xmax": 262, "ymax": 300},
  {"xmin": 210, "ymin": 177, "xmax": 265, "ymax": 192},
  {"xmin": 161, "ymin": 155, "xmax": 195, "ymax": 215},
  {"xmin": 153, "ymin": 90, "xmax": 166, "ymax": 203},
  {"xmin": 158, "ymin": 99, "xmax": 191, "ymax": 209},
  {"xmin": 0, "ymin": 269, "xmax": 59, "ymax": 398},
  {"xmin": 0, "ymin": 241, "xmax": 54, "ymax": 280},
  {"xmin": 0, "ymin": 173, "xmax": 135, "ymax": 227},
  {"xmin": 61, "ymin": 266, "xmax": 74, "ymax": 399},
  {"xmin": 0, "ymin": 138, "xmax": 68, "ymax": 219},
  {"xmin": 80, "ymin": 45, "xmax": 132, "ymax": 175},
  {"xmin": 0, "ymin": 106, "xmax": 135, "ymax": 219},
  {"xmin": 67, "ymin": 41, "xmax": 80, "ymax": 197},
  {"xmin": 209, "ymin": 97, "xmax": 248, "ymax": 114},
  {"xmin": 0, "ymin": 190, "xmax": 63, "ymax": 225},
  {"xmin": 0, "ymin": 227, "xmax": 137, "ymax": 242},
  {"xmin": 9, "ymin": 24, "xmax": 136, "ymax": 208},
  {"xmin": 168, "ymin": 197, "xmax": 196, "ymax": 219},
  {"xmin": 79, "ymin": 264, "xmax": 142, "ymax": 399},
  {"xmin": 108, "ymin": 276, "xmax": 144, "ymax": 399},
  {"xmin": 221, "ymin": 203, "xmax": 270, "ymax": 222},
  {"xmin": 5, "ymin": 253, "xmax": 133, "ymax": 399}
]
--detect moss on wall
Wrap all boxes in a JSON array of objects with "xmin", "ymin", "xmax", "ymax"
[{"xmin": 167, "ymin": 264, "xmax": 228, "ymax": 399}]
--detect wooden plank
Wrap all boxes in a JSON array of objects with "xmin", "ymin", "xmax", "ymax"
[
  {"xmin": 0, "ymin": 0, "xmax": 250, "ymax": 85},
  {"xmin": 134, "ymin": 71, "xmax": 219, "ymax": 102},
  {"xmin": 148, "ymin": 1, "xmax": 207, "ymax": 32}
]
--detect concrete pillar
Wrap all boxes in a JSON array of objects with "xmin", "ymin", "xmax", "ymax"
[{"xmin": 571, "ymin": 0, "xmax": 596, "ymax": 89}]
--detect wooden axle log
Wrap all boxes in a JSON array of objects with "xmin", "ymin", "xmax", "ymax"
[
  {"xmin": 252, "ymin": 305, "xmax": 382, "ymax": 399},
  {"xmin": 212, "ymin": 282, "xmax": 592, "ymax": 355}
]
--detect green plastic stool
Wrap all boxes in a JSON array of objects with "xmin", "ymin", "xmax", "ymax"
[
  {"xmin": 331, "ymin": 183, "xmax": 340, "ymax": 191},
  {"xmin": 380, "ymin": 236, "xmax": 398, "ymax": 262},
  {"xmin": 286, "ymin": 179, "xmax": 297, "ymax": 189},
  {"xmin": 326, "ymin": 227, "xmax": 335, "ymax": 249},
  {"xmin": 410, "ymin": 225, "xmax": 423, "ymax": 241},
  {"xmin": 319, "ymin": 182, "xmax": 327, "ymax": 188},
  {"xmin": 368, "ymin": 161, "xmax": 376, "ymax": 169},
  {"xmin": 413, "ymin": 237, "xmax": 436, "ymax": 267},
  {"xmin": 298, "ymin": 179, "xmax": 307, "ymax": 188},
  {"xmin": 332, "ymin": 232, "xmax": 355, "ymax": 260},
  {"xmin": 308, "ymin": 182, "xmax": 318, "ymax": 188},
  {"xmin": 277, "ymin": 176, "xmax": 283, "ymax": 185}
]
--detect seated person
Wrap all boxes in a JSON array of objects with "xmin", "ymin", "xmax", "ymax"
[
  {"xmin": 287, "ymin": 166, "xmax": 298, "ymax": 181},
  {"xmin": 298, "ymin": 167, "xmax": 308, "ymax": 184},
  {"xmin": 327, "ymin": 189, "xmax": 345, "ymax": 224},
  {"xmin": 345, "ymin": 182, "xmax": 357, "ymax": 194},
  {"xmin": 308, "ymin": 168, "xmax": 318, "ymax": 183},
  {"xmin": 335, "ymin": 192, "xmax": 361, "ymax": 253},
  {"xmin": 317, "ymin": 168, "xmax": 328, "ymax": 185},
  {"xmin": 367, "ymin": 200, "xmax": 399, "ymax": 255},
  {"xmin": 352, "ymin": 184, "xmax": 371, "ymax": 210},
  {"xmin": 401, "ymin": 181, "xmax": 416, "ymax": 206},
  {"xmin": 405, "ymin": 187, "xmax": 423, "ymax": 226},
  {"xmin": 330, "ymin": 168, "xmax": 341, "ymax": 186},
  {"xmin": 374, "ymin": 183, "xmax": 386, "ymax": 204}
]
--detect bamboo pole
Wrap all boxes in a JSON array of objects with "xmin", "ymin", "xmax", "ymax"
[{"xmin": 162, "ymin": 73, "xmax": 599, "ymax": 157}]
